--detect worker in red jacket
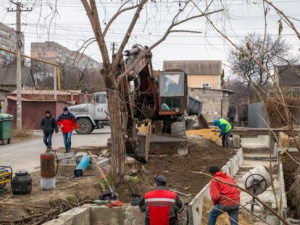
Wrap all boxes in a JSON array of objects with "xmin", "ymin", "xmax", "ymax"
[
  {"xmin": 208, "ymin": 165, "xmax": 240, "ymax": 225},
  {"xmin": 139, "ymin": 174, "xmax": 184, "ymax": 225},
  {"xmin": 57, "ymin": 107, "xmax": 78, "ymax": 153}
]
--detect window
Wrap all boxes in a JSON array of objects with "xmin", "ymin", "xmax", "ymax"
[
  {"xmin": 0, "ymin": 29, "xmax": 9, "ymax": 36},
  {"xmin": 159, "ymin": 72, "xmax": 184, "ymax": 97},
  {"xmin": 95, "ymin": 93, "xmax": 107, "ymax": 104},
  {"xmin": 202, "ymin": 83, "xmax": 210, "ymax": 88}
]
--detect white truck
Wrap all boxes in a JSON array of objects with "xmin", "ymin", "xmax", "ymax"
[{"xmin": 68, "ymin": 92, "xmax": 109, "ymax": 134}]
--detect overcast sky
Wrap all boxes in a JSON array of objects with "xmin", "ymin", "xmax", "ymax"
[{"xmin": 0, "ymin": 0, "xmax": 299, "ymax": 75}]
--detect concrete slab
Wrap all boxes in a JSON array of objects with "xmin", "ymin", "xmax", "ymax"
[
  {"xmin": 241, "ymin": 137, "xmax": 268, "ymax": 148},
  {"xmin": 243, "ymin": 153, "xmax": 277, "ymax": 161},
  {"xmin": 58, "ymin": 207, "xmax": 89, "ymax": 225},
  {"xmin": 43, "ymin": 218, "xmax": 72, "ymax": 225},
  {"xmin": 240, "ymin": 161, "xmax": 277, "ymax": 170},
  {"xmin": 56, "ymin": 152, "xmax": 75, "ymax": 160},
  {"xmin": 89, "ymin": 205, "xmax": 124, "ymax": 225}
]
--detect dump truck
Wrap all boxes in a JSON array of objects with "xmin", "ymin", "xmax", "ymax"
[{"xmin": 68, "ymin": 92, "xmax": 109, "ymax": 134}]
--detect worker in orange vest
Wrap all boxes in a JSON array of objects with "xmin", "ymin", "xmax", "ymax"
[{"xmin": 139, "ymin": 174, "xmax": 184, "ymax": 225}]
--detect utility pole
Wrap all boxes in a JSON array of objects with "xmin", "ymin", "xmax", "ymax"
[{"xmin": 8, "ymin": 1, "xmax": 32, "ymax": 133}]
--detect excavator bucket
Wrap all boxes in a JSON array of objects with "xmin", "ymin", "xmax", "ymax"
[
  {"xmin": 187, "ymin": 96, "xmax": 208, "ymax": 129},
  {"xmin": 135, "ymin": 122, "xmax": 151, "ymax": 162}
]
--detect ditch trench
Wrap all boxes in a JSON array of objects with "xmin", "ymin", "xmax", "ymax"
[{"xmin": 41, "ymin": 135, "xmax": 298, "ymax": 225}]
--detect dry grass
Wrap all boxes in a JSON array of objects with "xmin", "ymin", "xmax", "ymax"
[
  {"xmin": 265, "ymin": 97, "xmax": 300, "ymax": 128},
  {"xmin": 187, "ymin": 129, "xmax": 222, "ymax": 146}
]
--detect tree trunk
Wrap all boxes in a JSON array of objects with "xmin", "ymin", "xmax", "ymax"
[{"xmin": 107, "ymin": 88, "xmax": 126, "ymax": 185}]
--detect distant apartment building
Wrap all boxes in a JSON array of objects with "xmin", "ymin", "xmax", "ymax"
[
  {"xmin": 0, "ymin": 23, "xmax": 25, "ymax": 66},
  {"xmin": 31, "ymin": 41, "xmax": 102, "ymax": 72}
]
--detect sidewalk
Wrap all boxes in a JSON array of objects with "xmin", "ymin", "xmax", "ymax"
[{"xmin": 0, "ymin": 127, "xmax": 111, "ymax": 173}]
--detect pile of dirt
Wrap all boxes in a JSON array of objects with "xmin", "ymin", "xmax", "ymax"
[
  {"xmin": 187, "ymin": 129, "xmax": 221, "ymax": 146},
  {"xmin": 115, "ymin": 136, "xmax": 236, "ymax": 203},
  {"xmin": 282, "ymin": 152, "xmax": 300, "ymax": 219},
  {"xmin": 142, "ymin": 136, "xmax": 235, "ymax": 196}
]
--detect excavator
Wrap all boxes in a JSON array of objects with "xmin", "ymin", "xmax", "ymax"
[
  {"xmin": 70, "ymin": 44, "xmax": 204, "ymax": 161},
  {"xmin": 116, "ymin": 44, "xmax": 204, "ymax": 161}
]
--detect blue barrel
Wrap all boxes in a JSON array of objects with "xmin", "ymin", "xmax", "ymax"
[{"xmin": 74, "ymin": 155, "xmax": 91, "ymax": 177}]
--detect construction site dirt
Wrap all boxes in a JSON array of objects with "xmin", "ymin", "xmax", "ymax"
[
  {"xmin": 0, "ymin": 135, "xmax": 237, "ymax": 224},
  {"xmin": 282, "ymin": 152, "xmax": 300, "ymax": 220}
]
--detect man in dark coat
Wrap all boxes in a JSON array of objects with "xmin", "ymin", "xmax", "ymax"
[
  {"xmin": 139, "ymin": 174, "xmax": 184, "ymax": 225},
  {"xmin": 227, "ymin": 103, "xmax": 236, "ymax": 128},
  {"xmin": 40, "ymin": 110, "xmax": 58, "ymax": 150}
]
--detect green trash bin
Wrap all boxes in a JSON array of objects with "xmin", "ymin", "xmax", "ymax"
[{"xmin": 0, "ymin": 113, "xmax": 14, "ymax": 145}]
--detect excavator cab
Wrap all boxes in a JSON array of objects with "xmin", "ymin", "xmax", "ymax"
[{"xmin": 158, "ymin": 71, "xmax": 187, "ymax": 115}]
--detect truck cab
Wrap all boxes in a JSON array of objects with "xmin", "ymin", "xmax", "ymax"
[{"xmin": 68, "ymin": 92, "xmax": 109, "ymax": 134}]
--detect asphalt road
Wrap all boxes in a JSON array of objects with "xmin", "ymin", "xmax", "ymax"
[{"xmin": 0, "ymin": 127, "xmax": 111, "ymax": 173}]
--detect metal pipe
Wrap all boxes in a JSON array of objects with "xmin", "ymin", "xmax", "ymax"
[{"xmin": 74, "ymin": 155, "xmax": 91, "ymax": 177}]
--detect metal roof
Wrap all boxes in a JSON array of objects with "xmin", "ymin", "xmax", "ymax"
[
  {"xmin": 163, "ymin": 60, "xmax": 222, "ymax": 75},
  {"xmin": 11, "ymin": 89, "xmax": 82, "ymax": 95},
  {"xmin": 188, "ymin": 87, "xmax": 236, "ymax": 94}
]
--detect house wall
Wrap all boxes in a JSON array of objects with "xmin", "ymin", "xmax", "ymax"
[
  {"xmin": 7, "ymin": 99, "xmax": 73, "ymax": 129},
  {"xmin": 0, "ymin": 90, "xmax": 9, "ymax": 113},
  {"xmin": 188, "ymin": 88, "xmax": 230, "ymax": 123},
  {"xmin": 188, "ymin": 75, "xmax": 220, "ymax": 89}
]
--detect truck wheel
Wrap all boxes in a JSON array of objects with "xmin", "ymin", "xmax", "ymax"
[{"xmin": 77, "ymin": 118, "xmax": 93, "ymax": 134}]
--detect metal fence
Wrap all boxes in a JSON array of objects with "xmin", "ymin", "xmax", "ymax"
[{"xmin": 248, "ymin": 102, "xmax": 268, "ymax": 128}]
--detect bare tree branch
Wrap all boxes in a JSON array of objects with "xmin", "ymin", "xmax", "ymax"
[
  {"xmin": 170, "ymin": 30, "xmax": 202, "ymax": 34},
  {"xmin": 116, "ymin": 8, "xmax": 224, "ymax": 84},
  {"xmin": 263, "ymin": 0, "xmax": 300, "ymax": 40},
  {"xmin": 111, "ymin": 0, "xmax": 148, "ymax": 78},
  {"xmin": 103, "ymin": 2, "xmax": 139, "ymax": 37}
]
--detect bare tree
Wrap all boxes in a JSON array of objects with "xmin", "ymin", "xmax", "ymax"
[
  {"xmin": 32, "ymin": 60, "xmax": 104, "ymax": 93},
  {"xmin": 80, "ymin": 0, "xmax": 224, "ymax": 184},
  {"xmin": 228, "ymin": 32, "xmax": 296, "ymax": 88}
]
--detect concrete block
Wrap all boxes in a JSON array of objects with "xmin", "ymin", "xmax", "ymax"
[
  {"xmin": 89, "ymin": 205, "xmax": 124, "ymax": 225},
  {"xmin": 58, "ymin": 159, "xmax": 68, "ymax": 165},
  {"xmin": 98, "ymin": 158, "xmax": 111, "ymax": 167},
  {"xmin": 43, "ymin": 218, "xmax": 72, "ymax": 225},
  {"xmin": 59, "ymin": 206, "xmax": 90, "ymax": 225},
  {"xmin": 233, "ymin": 135, "xmax": 241, "ymax": 148},
  {"xmin": 124, "ymin": 205, "xmax": 145, "ymax": 225},
  {"xmin": 56, "ymin": 152, "xmax": 75, "ymax": 160},
  {"xmin": 177, "ymin": 147, "xmax": 188, "ymax": 156},
  {"xmin": 67, "ymin": 159, "xmax": 76, "ymax": 164},
  {"xmin": 74, "ymin": 152, "xmax": 87, "ymax": 157},
  {"xmin": 126, "ymin": 156, "xmax": 136, "ymax": 165}
]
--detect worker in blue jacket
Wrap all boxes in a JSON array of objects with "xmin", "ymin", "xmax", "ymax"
[{"xmin": 214, "ymin": 118, "xmax": 232, "ymax": 149}]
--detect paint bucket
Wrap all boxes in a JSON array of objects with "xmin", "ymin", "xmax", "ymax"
[{"xmin": 129, "ymin": 193, "xmax": 141, "ymax": 206}]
